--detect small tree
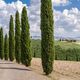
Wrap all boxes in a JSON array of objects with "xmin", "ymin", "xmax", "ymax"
[
  {"xmin": 9, "ymin": 15, "xmax": 15, "ymax": 61},
  {"xmin": 0, "ymin": 28, "xmax": 4, "ymax": 60},
  {"xmin": 41, "ymin": 0, "xmax": 54, "ymax": 75},
  {"xmin": 15, "ymin": 11, "xmax": 21, "ymax": 63},
  {"xmin": 21, "ymin": 6, "xmax": 32, "ymax": 66},
  {"xmin": 4, "ymin": 34, "xmax": 8, "ymax": 60}
]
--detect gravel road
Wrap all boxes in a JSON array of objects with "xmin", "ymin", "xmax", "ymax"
[
  {"xmin": 0, "ymin": 58, "xmax": 79, "ymax": 80},
  {"xmin": 0, "ymin": 59, "xmax": 50, "ymax": 80}
]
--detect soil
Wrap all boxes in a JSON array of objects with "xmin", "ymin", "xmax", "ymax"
[{"xmin": 0, "ymin": 58, "xmax": 80, "ymax": 80}]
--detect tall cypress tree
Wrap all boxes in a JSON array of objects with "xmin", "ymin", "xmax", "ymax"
[
  {"xmin": 15, "ymin": 11, "xmax": 21, "ymax": 63},
  {"xmin": 0, "ymin": 28, "xmax": 4, "ymax": 60},
  {"xmin": 21, "ymin": 6, "xmax": 32, "ymax": 66},
  {"xmin": 41, "ymin": 0, "xmax": 54, "ymax": 75},
  {"xmin": 4, "ymin": 34, "xmax": 8, "ymax": 60},
  {"xmin": 9, "ymin": 15, "xmax": 15, "ymax": 61}
]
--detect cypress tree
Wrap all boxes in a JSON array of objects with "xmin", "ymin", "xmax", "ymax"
[
  {"xmin": 41, "ymin": 0, "xmax": 54, "ymax": 75},
  {"xmin": 4, "ymin": 34, "xmax": 8, "ymax": 60},
  {"xmin": 9, "ymin": 15, "xmax": 15, "ymax": 61},
  {"xmin": 15, "ymin": 11, "xmax": 21, "ymax": 63},
  {"xmin": 0, "ymin": 28, "xmax": 4, "ymax": 60},
  {"xmin": 21, "ymin": 6, "xmax": 32, "ymax": 66}
]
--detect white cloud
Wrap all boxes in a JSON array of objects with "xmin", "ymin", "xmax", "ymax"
[
  {"xmin": 55, "ymin": 27, "xmax": 66, "ymax": 35},
  {"xmin": 0, "ymin": 0, "xmax": 41, "ymax": 37},
  {"xmin": 63, "ymin": 9, "xmax": 68, "ymax": 16},
  {"xmin": 29, "ymin": 0, "xmax": 80, "ymax": 38},
  {"xmin": 0, "ymin": 0, "xmax": 6, "ymax": 8},
  {"xmin": 53, "ymin": 0, "xmax": 67, "ymax": 3},
  {"xmin": 54, "ymin": 8, "xmax": 80, "ymax": 37},
  {"xmin": 52, "ymin": 0, "xmax": 70, "ymax": 6},
  {"xmin": 0, "ymin": 0, "xmax": 80, "ymax": 38},
  {"xmin": 28, "ymin": 0, "xmax": 41, "ymax": 37},
  {"xmin": 0, "ymin": 0, "xmax": 27, "ymax": 35}
]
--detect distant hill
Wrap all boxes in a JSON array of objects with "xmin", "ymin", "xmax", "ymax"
[
  {"xmin": 31, "ymin": 36, "xmax": 80, "ymax": 41},
  {"xmin": 53, "ymin": 36, "xmax": 80, "ymax": 41}
]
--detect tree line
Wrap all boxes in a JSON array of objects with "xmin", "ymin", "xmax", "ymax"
[
  {"xmin": 0, "ymin": 0, "xmax": 54, "ymax": 75},
  {"xmin": 55, "ymin": 45, "xmax": 80, "ymax": 61},
  {"xmin": 31, "ymin": 41, "xmax": 80, "ymax": 61},
  {"xmin": 0, "ymin": 7, "xmax": 31, "ymax": 66}
]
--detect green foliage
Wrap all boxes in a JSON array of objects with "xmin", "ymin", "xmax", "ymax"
[
  {"xmin": 4, "ymin": 34, "xmax": 8, "ymax": 60},
  {"xmin": 55, "ymin": 45, "xmax": 80, "ymax": 61},
  {"xmin": 9, "ymin": 15, "xmax": 15, "ymax": 61},
  {"xmin": 21, "ymin": 6, "xmax": 32, "ymax": 66},
  {"xmin": 41, "ymin": 0, "xmax": 54, "ymax": 75},
  {"xmin": 15, "ymin": 11, "xmax": 21, "ymax": 63},
  {"xmin": 31, "ymin": 39, "xmax": 41, "ymax": 58},
  {"xmin": 0, "ymin": 28, "xmax": 4, "ymax": 59},
  {"xmin": 31, "ymin": 40, "xmax": 80, "ymax": 61},
  {"xmin": 66, "ymin": 48, "xmax": 79, "ymax": 61},
  {"xmin": 55, "ymin": 41, "xmax": 80, "ymax": 49},
  {"xmin": 55, "ymin": 45, "xmax": 66, "ymax": 60}
]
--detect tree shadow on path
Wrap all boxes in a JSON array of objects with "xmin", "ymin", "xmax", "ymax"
[
  {"xmin": 0, "ymin": 66, "xmax": 32, "ymax": 71},
  {"xmin": 0, "ymin": 62, "xmax": 13, "ymax": 64}
]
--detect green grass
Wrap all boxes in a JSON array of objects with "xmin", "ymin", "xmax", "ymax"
[
  {"xmin": 31, "ymin": 39, "xmax": 80, "ymax": 61},
  {"xmin": 55, "ymin": 41, "xmax": 80, "ymax": 49},
  {"xmin": 31, "ymin": 39, "xmax": 41, "ymax": 58}
]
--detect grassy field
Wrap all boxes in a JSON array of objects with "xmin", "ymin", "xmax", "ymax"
[
  {"xmin": 55, "ymin": 41, "xmax": 80, "ymax": 49},
  {"xmin": 31, "ymin": 39, "xmax": 80, "ymax": 50},
  {"xmin": 31, "ymin": 39, "xmax": 80, "ymax": 61},
  {"xmin": 31, "ymin": 39, "xmax": 41, "ymax": 58}
]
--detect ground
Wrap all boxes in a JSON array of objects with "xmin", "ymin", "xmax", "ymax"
[
  {"xmin": 0, "ymin": 58, "xmax": 80, "ymax": 80},
  {"xmin": 53, "ymin": 60, "xmax": 80, "ymax": 80}
]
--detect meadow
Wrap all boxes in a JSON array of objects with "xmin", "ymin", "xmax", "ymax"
[{"xmin": 31, "ymin": 39, "xmax": 80, "ymax": 61}]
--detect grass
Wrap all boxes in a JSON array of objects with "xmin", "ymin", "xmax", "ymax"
[
  {"xmin": 31, "ymin": 39, "xmax": 80, "ymax": 59},
  {"xmin": 55, "ymin": 41, "xmax": 80, "ymax": 49}
]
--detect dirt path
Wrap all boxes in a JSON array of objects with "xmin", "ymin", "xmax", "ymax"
[
  {"xmin": 0, "ymin": 59, "xmax": 50, "ymax": 80},
  {"xmin": 31, "ymin": 58, "xmax": 80, "ymax": 80},
  {"xmin": 0, "ymin": 59, "xmax": 80, "ymax": 80}
]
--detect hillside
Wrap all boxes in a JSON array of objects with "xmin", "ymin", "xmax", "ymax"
[
  {"xmin": 55, "ymin": 41, "xmax": 80, "ymax": 49},
  {"xmin": 31, "ymin": 40, "xmax": 80, "ymax": 58}
]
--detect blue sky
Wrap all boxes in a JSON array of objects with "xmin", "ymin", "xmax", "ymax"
[
  {"xmin": 52, "ymin": 0, "xmax": 80, "ymax": 38},
  {"xmin": 2, "ymin": 0, "xmax": 80, "ymax": 11},
  {"xmin": 54, "ymin": 0, "xmax": 80, "ymax": 11},
  {"xmin": 4, "ymin": 0, "xmax": 80, "ymax": 10},
  {"xmin": 3, "ymin": 0, "xmax": 80, "ymax": 11},
  {"xmin": 4, "ymin": 0, "xmax": 30, "ymax": 5},
  {"xmin": 1, "ymin": 0, "xmax": 80, "ymax": 38}
]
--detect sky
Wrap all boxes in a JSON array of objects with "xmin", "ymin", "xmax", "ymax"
[
  {"xmin": 54, "ymin": 0, "xmax": 80, "ymax": 11},
  {"xmin": 0, "ymin": 0, "xmax": 80, "ymax": 38},
  {"xmin": 4, "ymin": 0, "xmax": 30, "ymax": 5}
]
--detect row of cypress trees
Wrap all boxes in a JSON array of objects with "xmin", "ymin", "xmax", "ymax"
[
  {"xmin": 10, "ymin": 6, "xmax": 32, "ymax": 66},
  {"xmin": 0, "ymin": 0, "xmax": 54, "ymax": 75},
  {"xmin": 0, "ymin": 28, "xmax": 8, "ymax": 60},
  {"xmin": 0, "ymin": 6, "xmax": 32, "ymax": 67}
]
